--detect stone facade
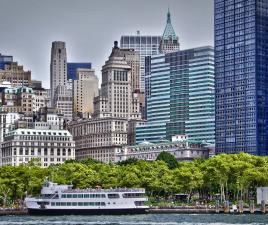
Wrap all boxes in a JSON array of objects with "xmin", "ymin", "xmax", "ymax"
[
  {"xmin": 1, "ymin": 128, "xmax": 75, "ymax": 167},
  {"xmin": 73, "ymin": 69, "xmax": 99, "ymax": 118}
]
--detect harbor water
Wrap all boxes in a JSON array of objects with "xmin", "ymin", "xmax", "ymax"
[{"xmin": 0, "ymin": 214, "xmax": 268, "ymax": 225}]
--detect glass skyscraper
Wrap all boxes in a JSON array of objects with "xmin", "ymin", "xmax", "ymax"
[
  {"xmin": 120, "ymin": 34, "xmax": 161, "ymax": 92},
  {"xmin": 136, "ymin": 47, "xmax": 215, "ymax": 144},
  {"xmin": 67, "ymin": 63, "xmax": 91, "ymax": 80},
  {"xmin": 0, "ymin": 54, "xmax": 13, "ymax": 70},
  {"xmin": 215, "ymin": 0, "xmax": 268, "ymax": 155}
]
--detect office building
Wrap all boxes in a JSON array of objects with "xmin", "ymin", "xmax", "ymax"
[
  {"xmin": 185, "ymin": 48, "xmax": 215, "ymax": 144},
  {"xmin": 73, "ymin": 68, "xmax": 99, "ymax": 118},
  {"xmin": 117, "ymin": 49, "xmax": 140, "ymax": 92},
  {"xmin": 0, "ymin": 54, "xmax": 13, "ymax": 69},
  {"xmin": 67, "ymin": 62, "xmax": 91, "ymax": 80},
  {"xmin": 115, "ymin": 137, "xmax": 209, "ymax": 162},
  {"xmin": 1, "ymin": 86, "xmax": 34, "ymax": 116},
  {"xmin": 1, "ymin": 128, "xmax": 75, "ymax": 167},
  {"xmin": 30, "ymin": 80, "xmax": 42, "ymax": 89},
  {"xmin": 215, "ymin": 0, "xmax": 268, "ymax": 154},
  {"xmin": 68, "ymin": 117, "xmax": 128, "ymax": 163},
  {"xmin": 159, "ymin": 9, "xmax": 180, "ymax": 54},
  {"xmin": 53, "ymin": 85, "xmax": 73, "ymax": 121},
  {"xmin": 136, "ymin": 47, "xmax": 215, "ymax": 144},
  {"xmin": 32, "ymin": 88, "xmax": 49, "ymax": 113},
  {"xmin": 120, "ymin": 33, "xmax": 161, "ymax": 92},
  {"xmin": 50, "ymin": 41, "xmax": 67, "ymax": 106},
  {"xmin": 0, "ymin": 62, "xmax": 31, "ymax": 87},
  {"xmin": 93, "ymin": 41, "xmax": 141, "ymax": 121}
]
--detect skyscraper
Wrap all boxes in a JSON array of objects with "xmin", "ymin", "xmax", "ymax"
[
  {"xmin": 67, "ymin": 62, "xmax": 91, "ymax": 80},
  {"xmin": 0, "ymin": 54, "xmax": 13, "ymax": 69},
  {"xmin": 93, "ymin": 41, "xmax": 141, "ymax": 121},
  {"xmin": 120, "ymin": 34, "xmax": 161, "ymax": 92},
  {"xmin": 118, "ymin": 49, "xmax": 140, "ymax": 92},
  {"xmin": 50, "ymin": 41, "xmax": 67, "ymax": 106},
  {"xmin": 73, "ymin": 68, "xmax": 99, "ymax": 118},
  {"xmin": 159, "ymin": 9, "xmax": 180, "ymax": 54},
  {"xmin": 215, "ymin": 0, "xmax": 268, "ymax": 155},
  {"xmin": 136, "ymin": 47, "xmax": 215, "ymax": 144}
]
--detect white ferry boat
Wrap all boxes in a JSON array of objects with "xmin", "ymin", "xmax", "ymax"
[{"xmin": 25, "ymin": 180, "xmax": 149, "ymax": 215}]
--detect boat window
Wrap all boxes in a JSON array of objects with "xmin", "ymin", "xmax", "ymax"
[
  {"xmin": 72, "ymin": 202, "xmax": 77, "ymax": 206},
  {"xmin": 101, "ymin": 194, "xmax": 106, "ymax": 198},
  {"xmin": 67, "ymin": 202, "xmax": 72, "ymax": 206},
  {"xmin": 78, "ymin": 202, "xmax": 83, "ymax": 206},
  {"xmin": 61, "ymin": 202, "xmax": 66, "ymax": 206},
  {"xmin": 73, "ymin": 194, "xmax": 78, "ymax": 198},
  {"xmin": 61, "ymin": 194, "xmax": 66, "ymax": 198},
  {"xmin": 123, "ymin": 193, "xmax": 144, "ymax": 198},
  {"xmin": 108, "ymin": 194, "xmax": 120, "ymax": 199},
  {"xmin": 56, "ymin": 202, "xmax": 60, "ymax": 206},
  {"xmin": 78, "ymin": 194, "xmax": 83, "ymax": 198},
  {"xmin": 84, "ymin": 194, "xmax": 89, "ymax": 198},
  {"xmin": 84, "ymin": 202, "xmax": 89, "ymax": 206},
  {"xmin": 101, "ymin": 202, "xmax": 105, "ymax": 206},
  {"xmin": 51, "ymin": 202, "xmax": 55, "ymax": 206},
  {"xmin": 95, "ymin": 202, "xmax": 101, "ymax": 206},
  {"xmin": 67, "ymin": 194, "xmax": 72, "ymax": 198},
  {"xmin": 89, "ymin": 202, "xmax": 94, "ymax": 206}
]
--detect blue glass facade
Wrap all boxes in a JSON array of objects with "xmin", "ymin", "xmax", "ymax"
[
  {"xmin": 67, "ymin": 63, "xmax": 91, "ymax": 80},
  {"xmin": 215, "ymin": 0, "xmax": 268, "ymax": 155},
  {"xmin": 0, "ymin": 54, "xmax": 13, "ymax": 69},
  {"xmin": 136, "ymin": 47, "xmax": 215, "ymax": 144}
]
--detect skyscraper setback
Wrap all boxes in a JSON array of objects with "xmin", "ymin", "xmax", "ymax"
[{"xmin": 215, "ymin": 0, "xmax": 268, "ymax": 155}]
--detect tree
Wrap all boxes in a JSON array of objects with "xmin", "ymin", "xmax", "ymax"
[
  {"xmin": 173, "ymin": 162, "xmax": 203, "ymax": 202},
  {"xmin": 156, "ymin": 151, "xmax": 178, "ymax": 169}
]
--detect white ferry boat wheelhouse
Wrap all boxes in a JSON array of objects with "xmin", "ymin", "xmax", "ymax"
[{"xmin": 25, "ymin": 180, "xmax": 149, "ymax": 215}]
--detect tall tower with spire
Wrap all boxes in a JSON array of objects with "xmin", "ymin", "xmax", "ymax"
[{"xmin": 159, "ymin": 9, "xmax": 180, "ymax": 53}]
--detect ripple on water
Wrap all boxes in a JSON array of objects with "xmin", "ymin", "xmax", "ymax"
[{"xmin": 0, "ymin": 214, "xmax": 267, "ymax": 225}]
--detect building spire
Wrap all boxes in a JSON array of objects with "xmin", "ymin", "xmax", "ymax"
[
  {"xmin": 159, "ymin": 8, "xmax": 180, "ymax": 53},
  {"xmin": 167, "ymin": 7, "xmax": 171, "ymax": 23}
]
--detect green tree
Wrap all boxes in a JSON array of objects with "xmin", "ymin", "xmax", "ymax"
[{"xmin": 156, "ymin": 151, "xmax": 178, "ymax": 169}]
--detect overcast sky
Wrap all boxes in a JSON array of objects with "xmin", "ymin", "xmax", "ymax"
[{"xmin": 0, "ymin": 0, "xmax": 214, "ymax": 88}]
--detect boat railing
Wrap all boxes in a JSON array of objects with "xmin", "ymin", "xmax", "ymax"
[{"xmin": 62, "ymin": 188, "xmax": 145, "ymax": 193}]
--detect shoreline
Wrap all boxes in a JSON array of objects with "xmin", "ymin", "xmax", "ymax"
[{"xmin": 0, "ymin": 207, "xmax": 267, "ymax": 216}]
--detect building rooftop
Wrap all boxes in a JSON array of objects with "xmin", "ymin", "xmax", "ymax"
[
  {"xmin": 5, "ymin": 128, "xmax": 72, "ymax": 137},
  {"xmin": 162, "ymin": 9, "xmax": 178, "ymax": 41}
]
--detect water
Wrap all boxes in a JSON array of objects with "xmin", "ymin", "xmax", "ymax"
[{"xmin": 0, "ymin": 214, "xmax": 268, "ymax": 225}]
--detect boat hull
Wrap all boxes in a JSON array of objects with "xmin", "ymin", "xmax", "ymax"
[{"xmin": 27, "ymin": 208, "xmax": 148, "ymax": 215}]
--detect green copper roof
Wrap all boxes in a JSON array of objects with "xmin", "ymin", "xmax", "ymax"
[{"xmin": 162, "ymin": 8, "xmax": 178, "ymax": 41}]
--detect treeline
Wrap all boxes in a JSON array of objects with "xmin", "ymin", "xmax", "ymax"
[{"xmin": 0, "ymin": 152, "xmax": 268, "ymax": 206}]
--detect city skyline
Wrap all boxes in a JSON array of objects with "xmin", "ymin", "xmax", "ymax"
[{"xmin": 0, "ymin": 0, "xmax": 213, "ymax": 88}]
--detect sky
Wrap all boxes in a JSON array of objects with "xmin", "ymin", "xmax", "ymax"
[{"xmin": 0, "ymin": 0, "xmax": 214, "ymax": 88}]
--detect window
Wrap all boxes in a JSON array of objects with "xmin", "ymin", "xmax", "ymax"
[{"xmin": 108, "ymin": 194, "xmax": 120, "ymax": 199}]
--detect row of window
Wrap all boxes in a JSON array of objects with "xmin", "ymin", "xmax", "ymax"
[
  {"xmin": 61, "ymin": 193, "xmax": 106, "ymax": 198},
  {"xmin": 51, "ymin": 202, "xmax": 106, "ymax": 206}
]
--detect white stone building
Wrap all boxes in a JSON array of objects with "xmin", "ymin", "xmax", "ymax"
[
  {"xmin": 1, "ymin": 128, "xmax": 75, "ymax": 167},
  {"xmin": 68, "ymin": 117, "xmax": 128, "ymax": 163},
  {"xmin": 115, "ymin": 140, "xmax": 209, "ymax": 162}
]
